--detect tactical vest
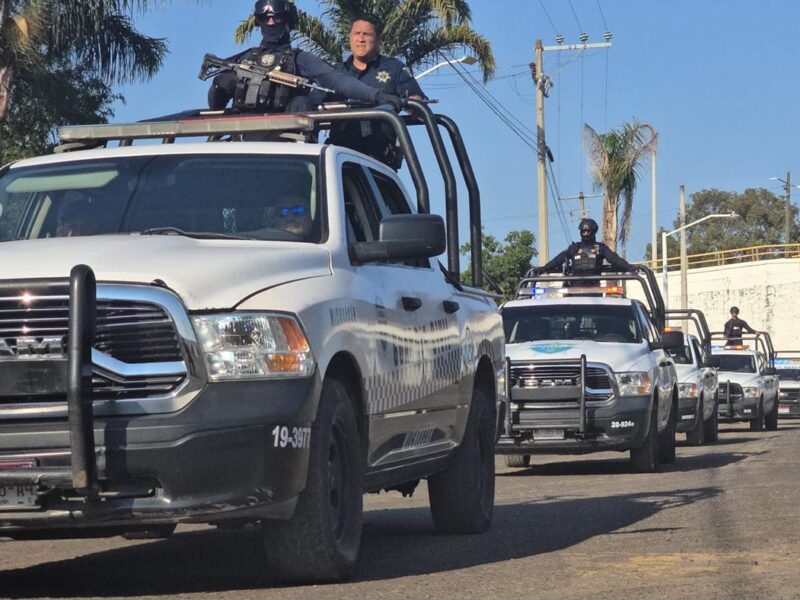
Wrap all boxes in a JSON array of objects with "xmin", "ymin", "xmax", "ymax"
[
  {"xmin": 233, "ymin": 48, "xmax": 299, "ymax": 113},
  {"xmin": 571, "ymin": 243, "xmax": 600, "ymax": 275}
]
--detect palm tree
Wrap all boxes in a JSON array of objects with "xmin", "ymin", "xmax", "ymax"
[
  {"xmin": 583, "ymin": 120, "xmax": 657, "ymax": 252},
  {"xmin": 234, "ymin": 0, "xmax": 495, "ymax": 82},
  {"xmin": 0, "ymin": 1, "xmax": 168, "ymax": 122}
]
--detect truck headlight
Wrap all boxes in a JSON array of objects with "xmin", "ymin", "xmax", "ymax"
[
  {"xmin": 678, "ymin": 383, "xmax": 699, "ymax": 398},
  {"xmin": 192, "ymin": 313, "xmax": 316, "ymax": 381},
  {"xmin": 616, "ymin": 372, "xmax": 652, "ymax": 397},
  {"xmin": 742, "ymin": 386, "xmax": 760, "ymax": 400}
]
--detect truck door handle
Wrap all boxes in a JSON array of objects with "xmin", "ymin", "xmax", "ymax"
[
  {"xmin": 402, "ymin": 296, "xmax": 423, "ymax": 312},
  {"xmin": 443, "ymin": 300, "xmax": 460, "ymax": 314}
]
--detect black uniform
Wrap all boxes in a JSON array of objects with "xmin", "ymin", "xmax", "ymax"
[
  {"xmin": 536, "ymin": 241, "xmax": 636, "ymax": 283},
  {"xmin": 323, "ymin": 55, "xmax": 426, "ymax": 169},
  {"xmin": 724, "ymin": 317, "xmax": 756, "ymax": 346},
  {"xmin": 208, "ymin": 42, "xmax": 391, "ymax": 113}
]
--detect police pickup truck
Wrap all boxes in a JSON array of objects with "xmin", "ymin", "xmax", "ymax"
[
  {"xmin": 712, "ymin": 332, "xmax": 779, "ymax": 432},
  {"xmin": 664, "ymin": 309, "xmax": 719, "ymax": 445},
  {"xmin": 0, "ymin": 102, "xmax": 505, "ymax": 583},
  {"xmin": 775, "ymin": 351, "xmax": 800, "ymax": 418},
  {"xmin": 496, "ymin": 269, "xmax": 682, "ymax": 473}
]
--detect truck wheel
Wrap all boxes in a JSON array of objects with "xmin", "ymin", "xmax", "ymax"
[
  {"xmin": 749, "ymin": 398, "xmax": 764, "ymax": 432},
  {"xmin": 704, "ymin": 393, "xmax": 720, "ymax": 443},
  {"xmin": 262, "ymin": 378, "xmax": 363, "ymax": 583},
  {"xmin": 428, "ymin": 388, "xmax": 495, "ymax": 534},
  {"xmin": 685, "ymin": 397, "xmax": 706, "ymax": 446},
  {"xmin": 630, "ymin": 400, "xmax": 660, "ymax": 473},
  {"xmin": 658, "ymin": 397, "xmax": 677, "ymax": 464},
  {"xmin": 504, "ymin": 454, "xmax": 531, "ymax": 468},
  {"xmin": 764, "ymin": 397, "xmax": 779, "ymax": 431}
]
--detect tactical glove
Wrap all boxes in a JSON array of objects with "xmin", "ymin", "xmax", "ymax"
[{"xmin": 375, "ymin": 93, "xmax": 404, "ymax": 111}]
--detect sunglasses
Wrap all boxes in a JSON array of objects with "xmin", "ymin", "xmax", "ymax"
[
  {"xmin": 580, "ymin": 228, "xmax": 592, "ymax": 233},
  {"xmin": 257, "ymin": 14, "xmax": 286, "ymax": 24},
  {"xmin": 276, "ymin": 205, "xmax": 307, "ymax": 218}
]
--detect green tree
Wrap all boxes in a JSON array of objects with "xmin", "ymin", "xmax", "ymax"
[
  {"xmin": 234, "ymin": 0, "xmax": 496, "ymax": 82},
  {"xmin": 461, "ymin": 229, "xmax": 537, "ymax": 299},
  {"xmin": 583, "ymin": 120, "xmax": 657, "ymax": 252},
  {"xmin": 0, "ymin": 0, "xmax": 167, "ymax": 124},
  {"xmin": 1, "ymin": 54, "xmax": 121, "ymax": 163}
]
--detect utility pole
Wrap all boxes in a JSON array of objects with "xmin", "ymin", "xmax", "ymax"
[
  {"xmin": 679, "ymin": 186, "xmax": 689, "ymax": 325},
  {"xmin": 785, "ymin": 171, "xmax": 792, "ymax": 245},
  {"xmin": 534, "ymin": 36, "xmax": 612, "ymax": 263},
  {"xmin": 651, "ymin": 147, "xmax": 658, "ymax": 266},
  {"xmin": 534, "ymin": 40, "xmax": 549, "ymax": 263}
]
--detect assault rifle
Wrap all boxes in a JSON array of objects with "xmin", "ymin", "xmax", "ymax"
[{"xmin": 198, "ymin": 53, "xmax": 335, "ymax": 109}]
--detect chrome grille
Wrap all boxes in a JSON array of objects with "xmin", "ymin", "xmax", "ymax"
[
  {"xmin": 779, "ymin": 388, "xmax": 800, "ymax": 402},
  {"xmin": 509, "ymin": 363, "xmax": 613, "ymax": 403}
]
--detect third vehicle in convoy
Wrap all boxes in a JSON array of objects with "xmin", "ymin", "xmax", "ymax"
[{"xmin": 775, "ymin": 351, "xmax": 800, "ymax": 418}]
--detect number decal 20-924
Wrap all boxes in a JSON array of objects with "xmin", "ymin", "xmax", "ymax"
[{"xmin": 272, "ymin": 426, "xmax": 312, "ymax": 449}]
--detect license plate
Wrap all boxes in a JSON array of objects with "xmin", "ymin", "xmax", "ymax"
[
  {"xmin": 0, "ymin": 485, "xmax": 39, "ymax": 508},
  {"xmin": 779, "ymin": 406, "xmax": 790, "ymax": 414},
  {"xmin": 533, "ymin": 428, "xmax": 565, "ymax": 440}
]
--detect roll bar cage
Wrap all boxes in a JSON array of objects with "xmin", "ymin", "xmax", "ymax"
[
  {"xmin": 664, "ymin": 309, "xmax": 712, "ymax": 357},
  {"xmin": 55, "ymin": 101, "xmax": 483, "ymax": 286},
  {"xmin": 515, "ymin": 266, "xmax": 666, "ymax": 330},
  {"xmin": 710, "ymin": 331, "xmax": 776, "ymax": 368}
]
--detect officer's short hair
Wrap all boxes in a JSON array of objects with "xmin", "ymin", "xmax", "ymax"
[{"xmin": 351, "ymin": 14, "xmax": 384, "ymax": 37}]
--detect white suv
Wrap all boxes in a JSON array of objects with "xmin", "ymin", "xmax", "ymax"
[
  {"xmin": 0, "ymin": 106, "xmax": 504, "ymax": 582},
  {"xmin": 497, "ymin": 270, "xmax": 682, "ymax": 473}
]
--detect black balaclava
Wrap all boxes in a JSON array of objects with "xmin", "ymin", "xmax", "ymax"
[
  {"xmin": 260, "ymin": 22, "xmax": 290, "ymax": 49},
  {"xmin": 578, "ymin": 218, "xmax": 599, "ymax": 244}
]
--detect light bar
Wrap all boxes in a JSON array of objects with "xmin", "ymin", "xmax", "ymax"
[
  {"xmin": 517, "ymin": 285, "xmax": 626, "ymax": 300},
  {"xmin": 58, "ymin": 114, "xmax": 315, "ymax": 144}
]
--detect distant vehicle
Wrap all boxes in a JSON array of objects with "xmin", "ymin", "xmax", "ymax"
[
  {"xmin": 496, "ymin": 268, "xmax": 682, "ymax": 473},
  {"xmin": 712, "ymin": 332, "xmax": 779, "ymax": 432},
  {"xmin": 774, "ymin": 351, "xmax": 800, "ymax": 418},
  {"xmin": 664, "ymin": 309, "xmax": 720, "ymax": 445}
]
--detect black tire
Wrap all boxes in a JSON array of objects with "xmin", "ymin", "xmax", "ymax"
[
  {"xmin": 685, "ymin": 397, "xmax": 706, "ymax": 446},
  {"xmin": 749, "ymin": 398, "xmax": 765, "ymax": 432},
  {"xmin": 630, "ymin": 399, "xmax": 660, "ymax": 473},
  {"xmin": 262, "ymin": 378, "xmax": 363, "ymax": 584},
  {"xmin": 764, "ymin": 397, "xmax": 779, "ymax": 431},
  {"xmin": 503, "ymin": 454, "xmax": 531, "ymax": 468},
  {"xmin": 658, "ymin": 396, "xmax": 677, "ymax": 464},
  {"xmin": 428, "ymin": 388, "xmax": 495, "ymax": 534},
  {"xmin": 704, "ymin": 393, "xmax": 720, "ymax": 443}
]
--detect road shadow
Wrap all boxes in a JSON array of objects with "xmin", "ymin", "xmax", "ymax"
[{"xmin": 0, "ymin": 487, "xmax": 721, "ymax": 596}]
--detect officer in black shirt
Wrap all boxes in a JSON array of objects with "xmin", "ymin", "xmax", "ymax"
[
  {"xmin": 724, "ymin": 306, "xmax": 760, "ymax": 346},
  {"xmin": 324, "ymin": 14, "xmax": 427, "ymax": 168},
  {"xmin": 528, "ymin": 218, "xmax": 640, "ymax": 285},
  {"xmin": 207, "ymin": 1, "xmax": 402, "ymax": 114}
]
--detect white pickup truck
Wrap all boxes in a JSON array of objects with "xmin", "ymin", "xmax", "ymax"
[
  {"xmin": 0, "ymin": 104, "xmax": 505, "ymax": 582},
  {"xmin": 712, "ymin": 332, "xmax": 779, "ymax": 432},
  {"xmin": 496, "ymin": 269, "xmax": 682, "ymax": 473},
  {"xmin": 775, "ymin": 351, "xmax": 800, "ymax": 418},
  {"xmin": 664, "ymin": 309, "xmax": 719, "ymax": 445}
]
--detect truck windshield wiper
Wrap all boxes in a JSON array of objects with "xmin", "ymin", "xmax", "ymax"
[{"xmin": 138, "ymin": 227, "xmax": 254, "ymax": 241}]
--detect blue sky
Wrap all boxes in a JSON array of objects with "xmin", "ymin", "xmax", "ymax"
[{"xmin": 113, "ymin": 0, "xmax": 800, "ymax": 262}]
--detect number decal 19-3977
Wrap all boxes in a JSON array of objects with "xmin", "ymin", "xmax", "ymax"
[{"xmin": 272, "ymin": 426, "xmax": 312, "ymax": 449}]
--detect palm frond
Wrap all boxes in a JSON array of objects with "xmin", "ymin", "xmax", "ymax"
[
  {"xmin": 296, "ymin": 11, "xmax": 346, "ymax": 62},
  {"xmin": 401, "ymin": 23, "xmax": 494, "ymax": 81},
  {"xmin": 234, "ymin": 15, "xmax": 255, "ymax": 45}
]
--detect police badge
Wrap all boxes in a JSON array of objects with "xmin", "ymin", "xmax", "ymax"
[{"xmin": 376, "ymin": 70, "xmax": 392, "ymax": 84}]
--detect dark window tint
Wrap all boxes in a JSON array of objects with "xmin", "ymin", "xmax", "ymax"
[
  {"xmin": 342, "ymin": 163, "xmax": 379, "ymax": 243},
  {"xmin": 716, "ymin": 355, "xmax": 756, "ymax": 373},
  {"xmin": 502, "ymin": 304, "xmax": 640, "ymax": 344},
  {"xmin": 369, "ymin": 169, "xmax": 412, "ymax": 216}
]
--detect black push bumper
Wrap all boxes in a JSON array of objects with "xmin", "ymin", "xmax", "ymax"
[{"xmin": 717, "ymin": 399, "xmax": 759, "ymax": 422}]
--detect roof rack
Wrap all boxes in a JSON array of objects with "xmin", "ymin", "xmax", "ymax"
[
  {"xmin": 515, "ymin": 266, "xmax": 666, "ymax": 330},
  {"xmin": 665, "ymin": 308, "xmax": 712, "ymax": 356},
  {"xmin": 55, "ymin": 101, "xmax": 484, "ymax": 288},
  {"xmin": 710, "ymin": 331, "xmax": 775, "ymax": 366}
]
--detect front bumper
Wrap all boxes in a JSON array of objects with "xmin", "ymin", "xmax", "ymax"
[
  {"xmin": 778, "ymin": 399, "xmax": 800, "ymax": 418},
  {"xmin": 496, "ymin": 395, "xmax": 651, "ymax": 455},
  {"xmin": 0, "ymin": 376, "xmax": 320, "ymax": 533},
  {"xmin": 717, "ymin": 398, "xmax": 759, "ymax": 422},
  {"xmin": 676, "ymin": 397, "xmax": 700, "ymax": 432}
]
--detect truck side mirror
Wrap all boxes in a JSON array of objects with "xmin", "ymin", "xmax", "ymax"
[
  {"xmin": 351, "ymin": 214, "xmax": 446, "ymax": 263},
  {"xmin": 702, "ymin": 356, "xmax": 721, "ymax": 369},
  {"xmin": 764, "ymin": 367, "xmax": 778, "ymax": 376},
  {"xmin": 659, "ymin": 330, "xmax": 685, "ymax": 351}
]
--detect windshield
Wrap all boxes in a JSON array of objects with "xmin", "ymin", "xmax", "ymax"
[
  {"xmin": 0, "ymin": 154, "xmax": 322, "ymax": 243},
  {"xmin": 716, "ymin": 354, "xmax": 756, "ymax": 373},
  {"xmin": 502, "ymin": 304, "xmax": 640, "ymax": 344},
  {"xmin": 777, "ymin": 368, "xmax": 800, "ymax": 380}
]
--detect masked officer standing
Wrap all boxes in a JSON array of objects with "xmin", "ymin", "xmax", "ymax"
[
  {"xmin": 207, "ymin": 1, "xmax": 402, "ymax": 114},
  {"xmin": 724, "ymin": 307, "xmax": 761, "ymax": 346},
  {"xmin": 528, "ymin": 218, "xmax": 640, "ymax": 284},
  {"xmin": 324, "ymin": 14, "xmax": 427, "ymax": 168}
]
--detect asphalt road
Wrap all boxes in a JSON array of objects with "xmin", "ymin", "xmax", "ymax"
[{"xmin": 1, "ymin": 421, "xmax": 798, "ymax": 600}]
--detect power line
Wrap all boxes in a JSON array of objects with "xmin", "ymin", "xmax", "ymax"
[
  {"xmin": 596, "ymin": 0, "xmax": 610, "ymax": 31},
  {"xmin": 537, "ymin": 0, "xmax": 560, "ymax": 36},
  {"xmin": 567, "ymin": 0, "xmax": 585, "ymax": 33}
]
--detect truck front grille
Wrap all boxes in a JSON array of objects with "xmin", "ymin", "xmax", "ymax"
[
  {"xmin": 509, "ymin": 362, "xmax": 613, "ymax": 403},
  {"xmin": 779, "ymin": 388, "xmax": 800, "ymax": 402},
  {"xmin": 719, "ymin": 382, "xmax": 744, "ymax": 404}
]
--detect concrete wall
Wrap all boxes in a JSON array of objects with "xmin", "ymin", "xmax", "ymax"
[{"xmin": 635, "ymin": 259, "xmax": 800, "ymax": 350}]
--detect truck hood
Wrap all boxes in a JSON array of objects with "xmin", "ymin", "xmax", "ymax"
[
  {"xmin": 718, "ymin": 372, "xmax": 762, "ymax": 387},
  {"xmin": 0, "ymin": 236, "xmax": 332, "ymax": 310},
  {"xmin": 506, "ymin": 340, "xmax": 651, "ymax": 373},
  {"xmin": 675, "ymin": 364, "xmax": 701, "ymax": 384}
]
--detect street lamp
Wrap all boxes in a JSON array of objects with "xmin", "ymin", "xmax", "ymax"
[
  {"xmin": 661, "ymin": 213, "xmax": 738, "ymax": 309},
  {"xmin": 768, "ymin": 174, "xmax": 800, "ymax": 244},
  {"xmin": 417, "ymin": 55, "xmax": 478, "ymax": 79}
]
